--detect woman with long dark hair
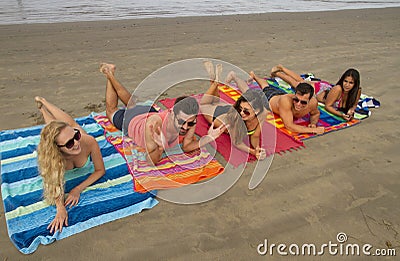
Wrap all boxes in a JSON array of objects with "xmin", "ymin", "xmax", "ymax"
[{"xmin": 200, "ymin": 61, "xmax": 268, "ymax": 160}]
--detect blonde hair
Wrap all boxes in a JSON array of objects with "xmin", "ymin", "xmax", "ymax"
[{"xmin": 37, "ymin": 121, "xmax": 68, "ymax": 205}]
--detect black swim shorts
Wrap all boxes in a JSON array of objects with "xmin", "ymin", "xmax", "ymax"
[{"xmin": 112, "ymin": 105, "xmax": 158, "ymax": 135}]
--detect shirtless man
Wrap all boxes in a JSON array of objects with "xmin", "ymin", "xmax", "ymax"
[
  {"xmin": 101, "ymin": 63, "xmax": 225, "ymax": 164},
  {"xmin": 225, "ymin": 71, "xmax": 325, "ymax": 134}
]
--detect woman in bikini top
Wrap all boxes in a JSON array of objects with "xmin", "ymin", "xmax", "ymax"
[
  {"xmin": 200, "ymin": 61, "xmax": 268, "ymax": 160},
  {"xmin": 35, "ymin": 96, "xmax": 105, "ymax": 234}
]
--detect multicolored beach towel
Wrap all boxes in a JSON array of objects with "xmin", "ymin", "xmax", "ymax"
[
  {"xmin": 0, "ymin": 116, "xmax": 158, "ymax": 254},
  {"xmin": 92, "ymin": 112, "xmax": 225, "ymax": 193},
  {"xmin": 159, "ymin": 94, "xmax": 305, "ymax": 167}
]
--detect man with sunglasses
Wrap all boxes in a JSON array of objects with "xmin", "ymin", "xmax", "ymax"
[
  {"xmin": 249, "ymin": 72, "xmax": 325, "ymax": 134},
  {"xmin": 101, "ymin": 63, "xmax": 225, "ymax": 164}
]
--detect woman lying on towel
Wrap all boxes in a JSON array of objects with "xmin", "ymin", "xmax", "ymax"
[
  {"xmin": 269, "ymin": 64, "xmax": 361, "ymax": 121},
  {"xmin": 200, "ymin": 61, "xmax": 268, "ymax": 160},
  {"xmin": 35, "ymin": 97, "xmax": 105, "ymax": 233}
]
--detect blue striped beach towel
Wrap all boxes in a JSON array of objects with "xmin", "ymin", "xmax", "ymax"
[{"xmin": 0, "ymin": 115, "xmax": 158, "ymax": 254}]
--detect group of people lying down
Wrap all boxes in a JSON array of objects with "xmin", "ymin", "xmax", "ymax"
[{"xmin": 35, "ymin": 61, "xmax": 362, "ymax": 233}]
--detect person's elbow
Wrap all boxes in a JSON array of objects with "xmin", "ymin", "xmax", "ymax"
[
  {"xmin": 146, "ymin": 154, "xmax": 159, "ymax": 165},
  {"xmin": 95, "ymin": 167, "xmax": 106, "ymax": 178}
]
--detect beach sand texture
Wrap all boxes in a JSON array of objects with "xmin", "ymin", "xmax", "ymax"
[{"xmin": 0, "ymin": 7, "xmax": 399, "ymax": 260}]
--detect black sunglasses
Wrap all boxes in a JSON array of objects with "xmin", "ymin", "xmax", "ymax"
[
  {"xmin": 236, "ymin": 106, "xmax": 251, "ymax": 116},
  {"xmin": 293, "ymin": 96, "xmax": 308, "ymax": 105},
  {"xmin": 176, "ymin": 117, "xmax": 197, "ymax": 127},
  {"xmin": 57, "ymin": 129, "xmax": 81, "ymax": 149}
]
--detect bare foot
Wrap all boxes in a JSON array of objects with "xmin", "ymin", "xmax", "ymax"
[
  {"xmin": 99, "ymin": 62, "xmax": 107, "ymax": 73},
  {"xmin": 34, "ymin": 96, "xmax": 45, "ymax": 109},
  {"xmin": 108, "ymin": 63, "xmax": 116, "ymax": 73},
  {"xmin": 203, "ymin": 60, "xmax": 215, "ymax": 80},
  {"xmin": 224, "ymin": 71, "xmax": 237, "ymax": 85},
  {"xmin": 215, "ymin": 64, "xmax": 222, "ymax": 83},
  {"xmin": 246, "ymin": 71, "xmax": 257, "ymax": 83},
  {"xmin": 100, "ymin": 63, "xmax": 116, "ymax": 75},
  {"xmin": 270, "ymin": 66, "xmax": 281, "ymax": 77}
]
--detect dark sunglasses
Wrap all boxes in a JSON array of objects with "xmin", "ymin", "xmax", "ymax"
[
  {"xmin": 236, "ymin": 106, "xmax": 251, "ymax": 116},
  {"xmin": 176, "ymin": 117, "xmax": 197, "ymax": 127},
  {"xmin": 293, "ymin": 97, "xmax": 308, "ymax": 105},
  {"xmin": 57, "ymin": 129, "xmax": 81, "ymax": 149}
]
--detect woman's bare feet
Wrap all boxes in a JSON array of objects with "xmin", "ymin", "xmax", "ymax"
[
  {"xmin": 246, "ymin": 71, "xmax": 257, "ymax": 84},
  {"xmin": 34, "ymin": 96, "xmax": 45, "ymax": 109},
  {"xmin": 224, "ymin": 71, "xmax": 237, "ymax": 86},
  {"xmin": 203, "ymin": 60, "xmax": 215, "ymax": 81}
]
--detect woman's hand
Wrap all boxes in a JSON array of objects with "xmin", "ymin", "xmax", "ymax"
[
  {"xmin": 347, "ymin": 108, "xmax": 355, "ymax": 117},
  {"xmin": 342, "ymin": 113, "xmax": 352, "ymax": 121},
  {"xmin": 65, "ymin": 187, "xmax": 81, "ymax": 208},
  {"xmin": 48, "ymin": 205, "xmax": 68, "ymax": 233},
  {"xmin": 207, "ymin": 122, "xmax": 228, "ymax": 141},
  {"xmin": 255, "ymin": 147, "xmax": 266, "ymax": 160}
]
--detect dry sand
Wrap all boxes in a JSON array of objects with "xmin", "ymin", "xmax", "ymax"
[{"xmin": 1, "ymin": 7, "xmax": 399, "ymax": 260}]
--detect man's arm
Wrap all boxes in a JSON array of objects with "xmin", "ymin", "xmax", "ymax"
[
  {"xmin": 308, "ymin": 98, "xmax": 321, "ymax": 128},
  {"xmin": 279, "ymin": 96, "xmax": 324, "ymax": 134},
  {"xmin": 182, "ymin": 122, "xmax": 226, "ymax": 152},
  {"xmin": 181, "ymin": 124, "xmax": 198, "ymax": 152}
]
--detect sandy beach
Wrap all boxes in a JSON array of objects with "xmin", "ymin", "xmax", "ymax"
[{"xmin": 1, "ymin": 7, "xmax": 399, "ymax": 260}]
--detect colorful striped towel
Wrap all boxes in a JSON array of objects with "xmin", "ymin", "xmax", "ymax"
[
  {"xmin": 92, "ymin": 112, "xmax": 225, "ymax": 193},
  {"xmin": 0, "ymin": 116, "xmax": 158, "ymax": 254}
]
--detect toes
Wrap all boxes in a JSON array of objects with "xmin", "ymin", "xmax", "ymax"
[{"xmin": 99, "ymin": 62, "xmax": 107, "ymax": 73}]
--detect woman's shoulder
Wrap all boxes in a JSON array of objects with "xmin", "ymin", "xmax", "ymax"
[
  {"xmin": 80, "ymin": 134, "xmax": 99, "ymax": 151},
  {"xmin": 328, "ymin": 85, "xmax": 342, "ymax": 96},
  {"xmin": 331, "ymin": 84, "xmax": 342, "ymax": 91}
]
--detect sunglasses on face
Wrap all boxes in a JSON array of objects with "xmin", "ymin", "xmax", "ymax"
[
  {"xmin": 293, "ymin": 96, "xmax": 308, "ymax": 105},
  {"xmin": 236, "ymin": 106, "xmax": 251, "ymax": 116},
  {"xmin": 176, "ymin": 117, "xmax": 197, "ymax": 127},
  {"xmin": 57, "ymin": 129, "xmax": 81, "ymax": 149}
]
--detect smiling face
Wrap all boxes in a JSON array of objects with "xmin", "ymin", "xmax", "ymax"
[
  {"xmin": 236, "ymin": 101, "xmax": 258, "ymax": 121},
  {"xmin": 292, "ymin": 92, "xmax": 310, "ymax": 111},
  {"xmin": 174, "ymin": 111, "xmax": 197, "ymax": 136},
  {"xmin": 342, "ymin": 76, "xmax": 355, "ymax": 92},
  {"xmin": 56, "ymin": 126, "xmax": 81, "ymax": 155}
]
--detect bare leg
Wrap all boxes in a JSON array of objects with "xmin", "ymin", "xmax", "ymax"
[
  {"xmin": 249, "ymin": 71, "xmax": 269, "ymax": 89},
  {"xmin": 215, "ymin": 63, "xmax": 222, "ymax": 83},
  {"xmin": 225, "ymin": 71, "xmax": 250, "ymax": 93},
  {"xmin": 272, "ymin": 64, "xmax": 304, "ymax": 88},
  {"xmin": 35, "ymin": 96, "xmax": 80, "ymax": 129},
  {"xmin": 101, "ymin": 63, "xmax": 132, "ymax": 122},
  {"xmin": 200, "ymin": 61, "xmax": 220, "ymax": 105}
]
